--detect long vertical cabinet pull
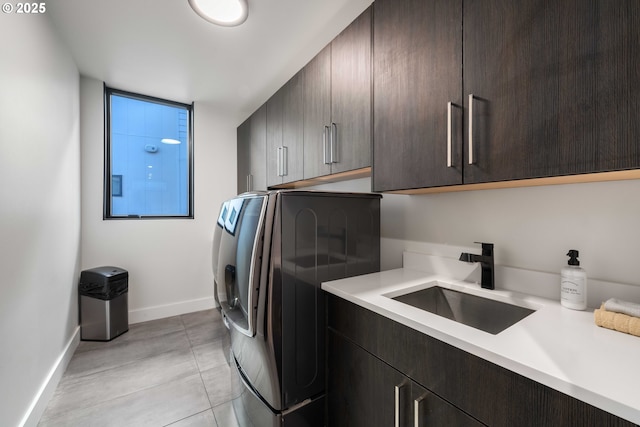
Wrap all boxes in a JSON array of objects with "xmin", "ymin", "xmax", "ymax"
[
  {"xmin": 330, "ymin": 122, "xmax": 338, "ymax": 163},
  {"xmin": 414, "ymin": 396, "xmax": 426, "ymax": 427},
  {"xmin": 246, "ymin": 174, "xmax": 253, "ymax": 192},
  {"xmin": 323, "ymin": 126, "xmax": 331, "ymax": 165},
  {"xmin": 276, "ymin": 146, "xmax": 289, "ymax": 177},
  {"xmin": 277, "ymin": 147, "xmax": 282, "ymax": 176},
  {"xmin": 468, "ymin": 94, "xmax": 474, "ymax": 165},
  {"xmin": 281, "ymin": 146, "xmax": 288, "ymax": 177},
  {"xmin": 447, "ymin": 101, "xmax": 453, "ymax": 167},
  {"xmin": 394, "ymin": 384, "xmax": 405, "ymax": 427}
]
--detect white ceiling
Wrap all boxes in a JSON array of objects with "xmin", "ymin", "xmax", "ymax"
[{"xmin": 48, "ymin": 0, "xmax": 373, "ymax": 125}]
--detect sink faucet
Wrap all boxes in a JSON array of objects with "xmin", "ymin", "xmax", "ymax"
[{"xmin": 459, "ymin": 242, "xmax": 494, "ymax": 290}]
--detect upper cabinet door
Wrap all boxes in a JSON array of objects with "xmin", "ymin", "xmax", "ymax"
[
  {"xmin": 373, "ymin": 0, "xmax": 463, "ymax": 192},
  {"xmin": 237, "ymin": 104, "xmax": 268, "ymax": 194},
  {"xmin": 249, "ymin": 104, "xmax": 267, "ymax": 192},
  {"xmin": 282, "ymin": 72, "xmax": 304, "ymax": 184},
  {"xmin": 303, "ymin": 46, "xmax": 332, "ymax": 179},
  {"xmin": 330, "ymin": 6, "xmax": 372, "ymax": 174},
  {"xmin": 237, "ymin": 116, "xmax": 251, "ymax": 194},
  {"xmin": 266, "ymin": 84, "xmax": 284, "ymax": 188},
  {"xmin": 267, "ymin": 72, "xmax": 304, "ymax": 187},
  {"xmin": 596, "ymin": 1, "xmax": 640, "ymax": 172},
  {"xmin": 304, "ymin": 7, "xmax": 372, "ymax": 179},
  {"xmin": 463, "ymin": 0, "xmax": 640, "ymax": 184}
]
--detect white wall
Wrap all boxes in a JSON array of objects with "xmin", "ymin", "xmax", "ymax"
[
  {"xmin": 313, "ymin": 177, "xmax": 640, "ymax": 291},
  {"xmin": 80, "ymin": 77, "xmax": 237, "ymax": 323},
  {"xmin": 0, "ymin": 13, "xmax": 81, "ymax": 427}
]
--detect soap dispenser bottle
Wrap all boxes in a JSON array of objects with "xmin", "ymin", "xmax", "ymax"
[{"xmin": 561, "ymin": 249, "xmax": 587, "ymax": 310}]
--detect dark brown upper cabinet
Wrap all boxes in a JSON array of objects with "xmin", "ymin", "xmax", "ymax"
[
  {"xmin": 373, "ymin": 0, "xmax": 463, "ymax": 192},
  {"xmin": 266, "ymin": 71, "xmax": 304, "ymax": 187},
  {"xmin": 303, "ymin": 7, "xmax": 372, "ymax": 179},
  {"xmin": 464, "ymin": 0, "xmax": 640, "ymax": 184},
  {"xmin": 374, "ymin": 0, "xmax": 640, "ymax": 191},
  {"xmin": 237, "ymin": 115, "xmax": 251, "ymax": 194},
  {"xmin": 237, "ymin": 104, "xmax": 267, "ymax": 194}
]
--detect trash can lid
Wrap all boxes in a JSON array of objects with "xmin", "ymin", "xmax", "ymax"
[{"xmin": 81, "ymin": 266, "xmax": 127, "ymax": 278}]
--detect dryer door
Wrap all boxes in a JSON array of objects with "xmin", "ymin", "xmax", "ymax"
[{"xmin": 214, "ymin": 194, "xmax": 267, "ymax": 336}]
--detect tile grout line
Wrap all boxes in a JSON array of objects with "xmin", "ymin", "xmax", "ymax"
[
  {"xmin": 179, "ymin": 310, "xmax": 239, "ymax": 427},
  {"xmin": 180, "ymin": 312, "xmax": 218, "ymax": 415},
  {"xmin": 161, "ymin": 408, "xmax": 215, "ymax": 427}
]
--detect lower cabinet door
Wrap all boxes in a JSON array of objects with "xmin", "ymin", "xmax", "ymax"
[
  {"xmin": 328, "ymin": 330, "xmax": 484, "ymax": 426},
  {"xmin": 328, "ymin": 330, "xmax": 406, "ymax": 426}
]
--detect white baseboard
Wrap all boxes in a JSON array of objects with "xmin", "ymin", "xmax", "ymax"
[
  {"xmin": 128, "ymin": 296, "xmax": 216, "ymax": 324},
  {"xmin": 20, "ymin": 297, "xmax": 217, "ymax": 426},
  {"xmin": 21, "ymin": 326, "xmax": 80, "ymax": 427}
]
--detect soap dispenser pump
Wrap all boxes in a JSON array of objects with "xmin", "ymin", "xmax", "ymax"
[{"xmin": 561, "ymin": 249, "xmax": 587, "ymax": 310}]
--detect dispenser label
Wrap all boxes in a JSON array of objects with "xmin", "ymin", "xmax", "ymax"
[{"xmin": 561, "ymin": 279, "xmax": 585, "ymax": 303}]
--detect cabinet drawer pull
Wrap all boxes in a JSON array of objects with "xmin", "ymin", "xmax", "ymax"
[
  {"xmin": 331, "ymin": 122, "xmax": 338, "ymax": 163},
  {"xmin": 468, "ymin": 94, "xmax": 474, "ymax": 165},
  {"xmin": 246, "ymin": 174, "xmax": 253, "ymax": 192},
  {"xmin": 323, "ymin": 125, "xmax": 331, "ymax": 165},
  {"xmin": 414, "ymin": 395, "xmax": 426, "ymax": 427},
  {"xmin": 447, "ymin": 101, "xmax": 453, "ymax": 167}
]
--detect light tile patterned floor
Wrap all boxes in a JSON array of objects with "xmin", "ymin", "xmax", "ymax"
[{"xmin": 39, "ymin": 309, "xmax": 241, "ymax": 427}]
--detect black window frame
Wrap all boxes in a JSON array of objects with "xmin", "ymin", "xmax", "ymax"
[{"xmin": 104, "ymin": 85, "xmax": 194, "ymax": 219}]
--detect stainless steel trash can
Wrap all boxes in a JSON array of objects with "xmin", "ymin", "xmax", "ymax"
[{"xmin": 79, "ymin": 266, "xmax": 129, "ymax": 341}]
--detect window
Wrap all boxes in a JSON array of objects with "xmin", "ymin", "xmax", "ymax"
[{"xmin": 104, "ymin": 86, "xmax": 193, "ymax": 218}]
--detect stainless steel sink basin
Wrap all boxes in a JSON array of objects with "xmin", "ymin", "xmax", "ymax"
[{"xmin": 391, "ymin": 286, "xmax": 535, "ymax": 334}]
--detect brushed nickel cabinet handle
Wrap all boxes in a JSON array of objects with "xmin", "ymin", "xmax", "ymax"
[
  {"xmin": 395, "ymin": 384, "xmax": 407, "ymax": 427},
  {"xmin": 447, "ymin": 101, "xmax": 453, "ymax": 167},
  {"xmin": 468, "ymin": 94, "xmax": 474, "ymax": 165},
  {"xmin": 331, "ymin": 122, "xmax": 338, "ymax": 163},
  {"xmin": 414, "ymin": 396, "xmax": 426, "ymax": 427},
  {"xmin": 282, "ymin": 146, "xmax": 288, "ymax": 176},
  {"xmin": 323, "ymin": 125, "xmax": 331, "ymax": 165},
  {"xmin": 395, "ymin": 385, "xmax": 401, "ymax": 427},
  {"xmin": 277, "ymin": 147, "xmax": 282, "ymax": 176}
]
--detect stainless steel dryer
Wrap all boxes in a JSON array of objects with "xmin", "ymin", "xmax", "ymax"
[{"xmin": 212, "ymin": 190, "xmax": 381, "ymax": 426}]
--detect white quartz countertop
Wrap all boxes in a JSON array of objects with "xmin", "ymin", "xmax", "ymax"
[{"xmin": 322, "ymin": 267, "xmax": 640, "ymax": 424}]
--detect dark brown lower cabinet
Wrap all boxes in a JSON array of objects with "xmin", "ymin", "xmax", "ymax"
[
  {"xmin": 328, "ymin": 329, "xmax": 402, "ymax": 426},
  {"xmin": 327, "ymin": 295, "xmax": 637, "ymax": 427},
  {"xmin": 328, "ymin": 330, "xmax": 483, "ymax": 426}
]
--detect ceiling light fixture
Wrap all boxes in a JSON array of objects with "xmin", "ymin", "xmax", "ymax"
[
  {"xmin": 188, "ymin": 0, "xmax": 248, "ymax": 27},
  {"xmin": 161, "ymin": 138, "xmax": 181, "ymax": 145}
]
